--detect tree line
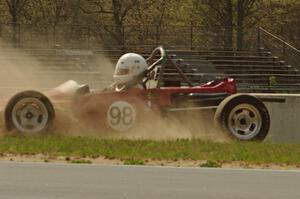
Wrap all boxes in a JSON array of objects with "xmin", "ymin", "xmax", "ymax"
[{"xmin": 0, "ymin": 0, "xmax": 299, "ymax": 49}]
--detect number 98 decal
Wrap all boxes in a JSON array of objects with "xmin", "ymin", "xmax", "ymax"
[{"xmin": 107, "ymin": 101, "xmax": 136, "ymax": 132}]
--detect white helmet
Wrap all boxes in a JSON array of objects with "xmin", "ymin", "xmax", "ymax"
[{"xmin": 113, "ymin": 53, "xmax": 148, "ymax": 84}]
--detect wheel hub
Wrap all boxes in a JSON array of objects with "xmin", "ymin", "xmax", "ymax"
[
  {"xmin": 12, "ymin": 97, "xmax": 49, "ymax": 133},
  {"xmin": 237, "ymin": 114, "xmax": 251, "ymax": 129},
  {"xmin": 25, "ymin": 112, "xmax": 34, "ymax": 119},
  {"xmin": 228, "ymin": 103, "xmax": 262, "ymax": 140}
]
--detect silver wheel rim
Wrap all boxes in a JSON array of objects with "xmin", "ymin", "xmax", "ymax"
[
  {"xmin": 227, "ymin": 103, "xmax": 262, "ymax": 140},
  {"xmin": 12, "ymin": 97, "xmax": 49, "ymax": 133}
]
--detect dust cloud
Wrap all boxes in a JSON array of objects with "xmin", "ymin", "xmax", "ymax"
[
  {"xmin": 0, "ymin": 39, "xmax": 115, "ymax": 99},
  {"xmin": 115, "ymin": 112, "xmax": 230, "ymax": 142},
  {"xmin": 0, "ymin": 41, "xmax": 42, "ymax": 98},
  {"xmin": 51, "ymin": 102, "xmax": 229, "ymax": 142}
]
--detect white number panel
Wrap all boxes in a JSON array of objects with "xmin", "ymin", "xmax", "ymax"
[{"xmin": 107, "ymin": 101, "xmax": 136, "ymax": 132}]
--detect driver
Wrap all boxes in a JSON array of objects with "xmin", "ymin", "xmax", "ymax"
[{"xmin": 110, "ymin": 53, "xmax": 148, "ymax": 91}]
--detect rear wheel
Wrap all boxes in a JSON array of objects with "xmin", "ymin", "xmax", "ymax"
[
  {"xmin": 5, "ymin": 91, "xmax": 55, "ymax": 134},
  {"xmin": 214, "ymin": 94, "xmax": 270, "ymax": 141}
]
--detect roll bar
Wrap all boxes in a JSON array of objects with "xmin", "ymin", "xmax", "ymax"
[
  {"xmin": 146, "ymin": 46, "xmax": 167, "ymax": 73},
  {"xmin": 145, "ymin": 46, "xmax": 193, "ymax": 87}
]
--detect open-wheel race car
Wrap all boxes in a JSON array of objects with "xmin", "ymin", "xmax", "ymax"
[{"xmin": 0, "ymin": 47, "xmax": 270, "ymax": 141}]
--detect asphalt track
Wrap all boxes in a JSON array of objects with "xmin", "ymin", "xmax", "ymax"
[{"xmin": 0, "ymin": 162, "xmax": 300, "ymax": 199}]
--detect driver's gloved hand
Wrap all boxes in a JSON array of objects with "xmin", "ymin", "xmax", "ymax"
[{"xmin": 148, "ymin": 70, "xmax": 156, "ymax": 80}]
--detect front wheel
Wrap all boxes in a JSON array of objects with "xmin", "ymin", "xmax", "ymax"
[
  {"xmin": 214, "ymin": 94, "xmax": 270, "ymax": 141},
  {"xmin": 5, "ymin": 91, "xmax": 55, "ymax": 134}
]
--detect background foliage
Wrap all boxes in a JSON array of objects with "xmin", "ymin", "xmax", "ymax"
[{"xmin": 0, "ymin": 0, "xmax": 298, "ymax": 49}]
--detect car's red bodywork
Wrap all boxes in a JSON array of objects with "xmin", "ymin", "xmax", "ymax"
[{"xmin": 65, "ymin": 77, "xmax": 237, "ymax": 132}]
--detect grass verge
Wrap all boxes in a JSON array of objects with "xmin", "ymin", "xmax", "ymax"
[
  {"xmin": 124, "ymin": 158, "xmax": 145, "ymax": 165},
  {"xmin": 70, "ymin": 159, "xmax": 92, "ymax": 164},
  {"xmin": 0, "ymin": 135, "xmax": 300, "ymax": 167}
]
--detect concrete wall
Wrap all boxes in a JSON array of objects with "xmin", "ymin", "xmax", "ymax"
[{"xmin": 254, "ymin": 94, "xmax": 300, "ymax": 143}]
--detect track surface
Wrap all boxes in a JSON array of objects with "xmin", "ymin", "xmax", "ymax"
[{"xmin": 0, "ymin": 162, "xmax": 299, "ymax": 199}]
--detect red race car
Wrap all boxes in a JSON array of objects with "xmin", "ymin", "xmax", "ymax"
[{"xmin": 0, "ymin": 47, "xmax": 270, "ymax": 141}]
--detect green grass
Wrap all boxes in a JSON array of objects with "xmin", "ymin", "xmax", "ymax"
[
  {"xmin": 199, "ymin": 160, "xmax": 222, "ymax": 168},
  {"xmin": 0, "ymin": 135, "xmax": 300, "ymax": 165},
  {"xmin": 124, "ymin": 158, "xmax": 145, "ymax": 165},
  {"xmin": 71, "ymin": 159, "xmax": 92, "ymax": 164}
]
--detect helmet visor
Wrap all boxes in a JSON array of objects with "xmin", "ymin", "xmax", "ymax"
[{"xmin": 116, "ymin": 68, "xmax": 129, "ymax": 75}]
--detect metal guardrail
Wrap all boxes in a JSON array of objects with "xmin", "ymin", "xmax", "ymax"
[{"xmin": 258, "ymin": 27, "xmax": 300, "ymax": 70}]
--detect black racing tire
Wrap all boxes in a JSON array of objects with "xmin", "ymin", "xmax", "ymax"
[
  {"xmin": 4, "ymin": 90, "xmax": 55, "ymax": 134},
  {"xmin": 214, "ymin": 94, "xmax": 270, "ymax": 141}
]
